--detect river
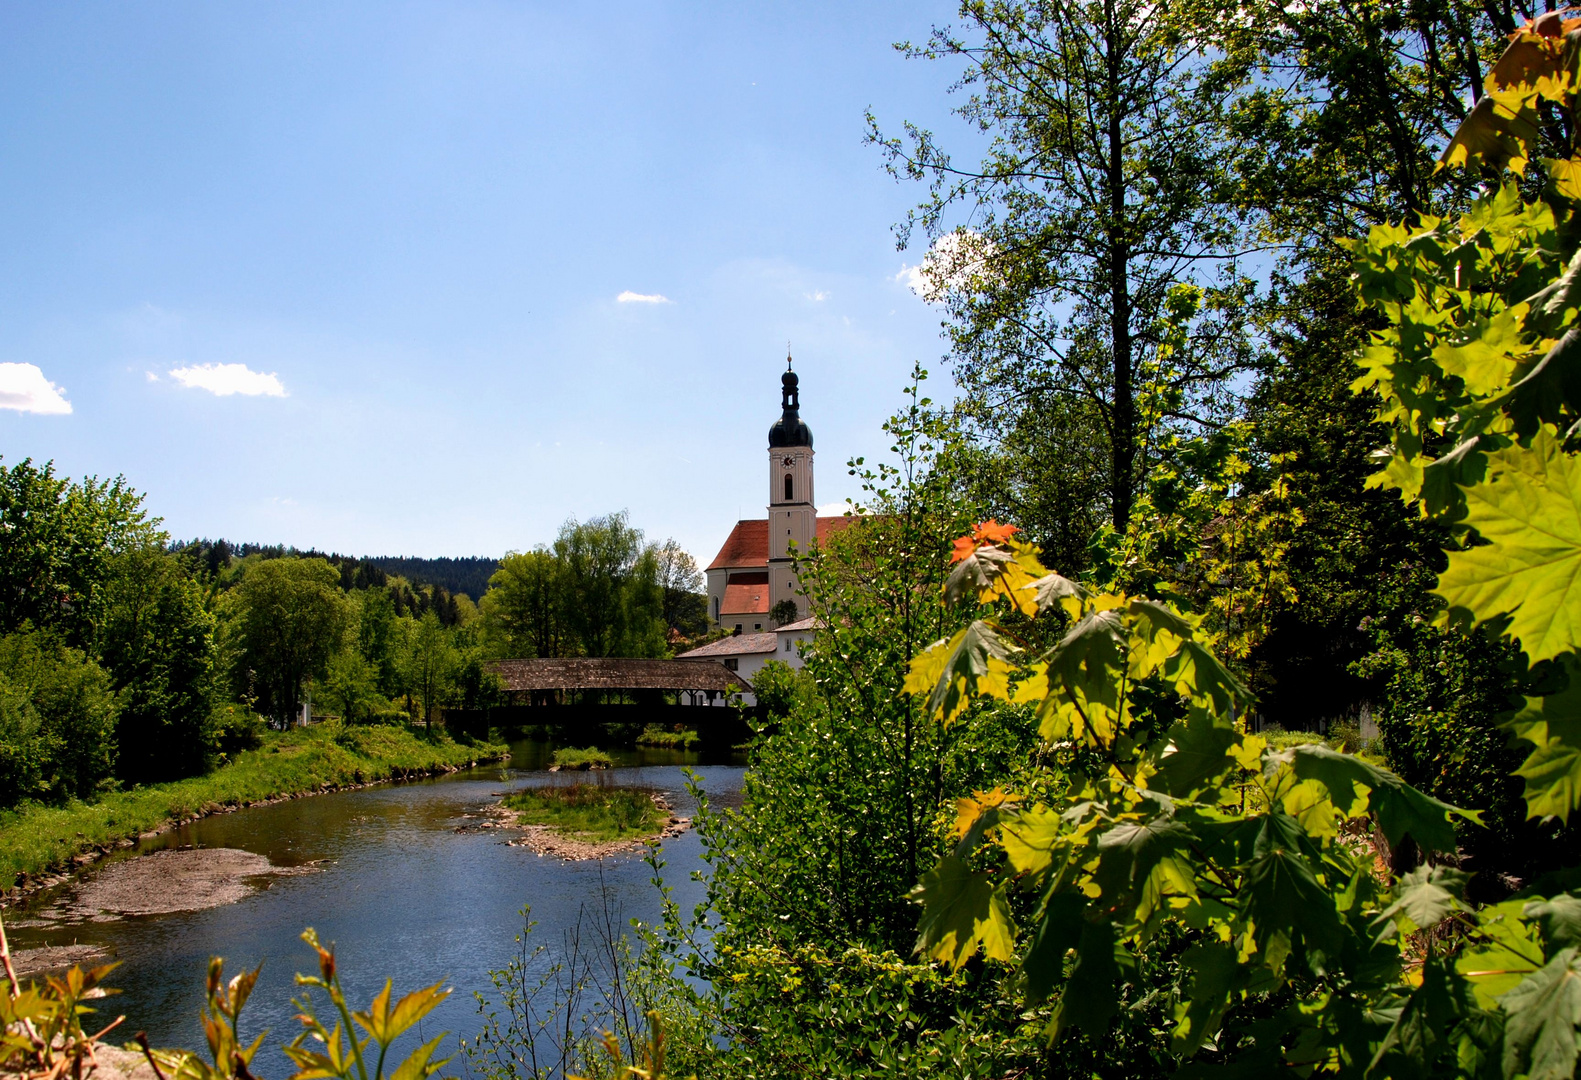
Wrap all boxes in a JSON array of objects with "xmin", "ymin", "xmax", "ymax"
[{"xmin": 4, "ymin": 738, "xmax": 745, "ymax": 1075}]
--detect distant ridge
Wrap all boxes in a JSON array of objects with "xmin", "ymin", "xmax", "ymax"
[
  {"xmin": 365, "ymin": 556, "xmax": 498, "ymax": 600},
  {"xmin": 168, "ymin": 539, "xmax": 499, "ymax": 600}
]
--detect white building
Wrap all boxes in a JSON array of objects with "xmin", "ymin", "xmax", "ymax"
[{"xmin": 676, "ymin": 616, "xmax": 823, "ymax": 705}]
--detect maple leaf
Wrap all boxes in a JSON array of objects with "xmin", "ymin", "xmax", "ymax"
[
  {"xmin": 1438, "ymin": 429, "xmax": 1581, "ymax": 664},
  {"xmin": 972, "ymin": 520, "xmax": 1019, "ymax": 544}
]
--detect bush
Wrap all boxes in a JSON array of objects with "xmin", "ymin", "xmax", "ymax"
[
  {"xmin": 0, "ymin": 628, "xmax": 117, "ymax": 806},
  {"xmin": 212, "ymin": 704, "xmax": 266, "ymax": 757}
]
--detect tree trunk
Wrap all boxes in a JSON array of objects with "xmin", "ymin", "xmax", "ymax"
[{"xmin": 1105, "ymin": 9, "xmax": 1135, "ymax": 530}]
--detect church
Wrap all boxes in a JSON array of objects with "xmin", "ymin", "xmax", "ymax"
[{"xmin": 701, "ymin": 360, "xmax": 853, "ymax": 634}]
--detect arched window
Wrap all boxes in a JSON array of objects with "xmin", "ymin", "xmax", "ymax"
[{"xmin": 783, "ymin": 473, "xmax": 794, "ymax": 501}]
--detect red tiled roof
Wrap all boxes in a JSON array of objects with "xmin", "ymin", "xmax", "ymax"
[
  {"xmin": 707, "ymin": 514, "xmax": 860, "ymax": 571},
  {"xmin": 816, "ymin": 514, "xmax": 858, "ymax": 544},
  {"xmin": 677, "ymin": 632, "xmax": 778, "ymax": 658},
  {"xmin": 721, "ymin": 582, "xmax": 770, "ymax": 615},
  {"xmin": 707, "ymin": 519, "xmax": 768, "ymax": 570}
]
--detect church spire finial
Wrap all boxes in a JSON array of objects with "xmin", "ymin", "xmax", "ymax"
[{"xmin": 787, "ymin": 343, "xmax": 793, "ymax": 370}]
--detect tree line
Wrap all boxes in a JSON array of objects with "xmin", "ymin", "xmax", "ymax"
[{"xmin": 0, "ymin": 464, "xmax": 708, "ymax": 811}]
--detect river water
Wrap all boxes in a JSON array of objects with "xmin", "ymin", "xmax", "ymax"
[{"xmin": 5, "ymin": 738, "xmax": 745, "ymax": 1074}]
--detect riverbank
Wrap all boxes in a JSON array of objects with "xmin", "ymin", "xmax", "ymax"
[{"xmin": 0, "ymin": 723, "xmax": 506, "ymax": 901}]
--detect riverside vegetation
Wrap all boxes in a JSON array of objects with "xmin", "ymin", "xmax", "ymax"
[{"xmin": 0, "ymin": 722, "xmax": 501, "ymax": 890}]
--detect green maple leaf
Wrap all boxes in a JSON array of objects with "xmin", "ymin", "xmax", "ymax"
[
  {"xmin": 1155, "ymin": 711, "xmax": 1240, "ymax": 797},
  {"xmin": 1049, "ymin": 919, "xmax": 1119, "ymax": 1039},
  {"xmin": 1508, "ymin": 659, "xmax": 1581, "ymax": 822},
  {"xmin": 911, "ymin": 853, "xmax": 1015, "ymax": 967},
  {"xmin": 1437, "ymin": 429, "xmax": 1581, "ymax": 664},
  {"xmin": 904, "ymin": 619, "xmax": 1020, "ymax": 725},
  {"xmin": 1284, "ymin": 744, "xmax": 1473, "ymax": 853},
  {"xmin": 1524, "ymin": 894, "xmax": 1581, "ymax": 957},
  {"xmin": 1242, "ymin": 813, "xmax": 1344, "ymax": 961},
  {"xmin": 1377, "ymin": 866, "xmax": 1470, "ymax": 939},
  {"xmin": 1499, "ymin": 946, "xmax": 1581, "ymax": 1080},
  {"xmin": 1170, "ymin": 941, "xmax": 1242, "ymax": 1058}
]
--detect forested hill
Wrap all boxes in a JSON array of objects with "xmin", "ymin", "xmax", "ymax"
[
  {"xmin": 364, "ymin": 556, "xmax": 498, "ymax": 599},
  {"xmin": 170, "ymin": 540, "xmax": 498, "ymax": 599}
]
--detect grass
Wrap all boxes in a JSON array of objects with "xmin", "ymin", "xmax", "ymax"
[
  {"xmin": 502, "ymin": 783, "xmax": 666, "ymax": 843},
  {"xmin": 0, "ymin": 722, "xmax": 506, "ymax": 890},
  {"xmin": 550, "ymin": 746, "xmax": 614, "ymax": 770},
  {"xmin": 636, "ymin": 725, "xmax": 701, "ymax": 750}
]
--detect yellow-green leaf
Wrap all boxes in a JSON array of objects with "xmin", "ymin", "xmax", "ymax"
[{"xmin": 1437, "ymin": 429, "xmax": 1581, "ymax": 663}]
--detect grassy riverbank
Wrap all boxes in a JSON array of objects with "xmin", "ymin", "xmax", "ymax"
[
  {"xmin": 502, "ymin": 783, "xmax": 665, "ymax": 842},
  {"xmin": 0, "ymin": 723, "xmax": 506, "ymax": 892}
]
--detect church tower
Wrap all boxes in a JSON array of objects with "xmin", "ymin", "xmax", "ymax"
[{"xmin": 767, "ymin": 357, "xmax": 814, "ymax": 619}]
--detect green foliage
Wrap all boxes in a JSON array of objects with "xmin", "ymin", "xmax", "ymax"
[
  {"xmin": 0, "ymin": 457, "xmax": 161, "ymax": 648},
  {"xmin": 482, "ymin": 516, "xmax": 690, "ymax": 660},
  {"xmin": 870, "ymin": 2, "xmax": 1259, "ymax": 556},
  {"xmin": 549, "ymin": 747, "xmax": 613, "ymax": 771},
  {"xmin": 901, "ymin": 30, "xmax": 1581, "ymax": 1073},
  {"xmin": 502, "ymin": 784, "xmax": 665, "ymax": 843},
  {"xmin": 634, "ymin": 725, "xmax": 699, "ymax": 750},
  {"xmin": 0, "ymin": 948, "xmax": 122, "ymax": 1078},
  {"xmin": 97, "ymin": 549, "xmax": 219, "ymax": 783},
  {"xmin": 0, "ymin": 628, "xmax": 117, "ymax": 806},
  {"xmin": 142, "ymin": 929, "xmax": 452, "ymax": 1080},
  {"xmin": 225, "ymin": 557, "xmax": 351, "ymax": 727}
]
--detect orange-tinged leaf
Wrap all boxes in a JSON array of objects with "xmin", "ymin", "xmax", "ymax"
[{"xmin": 973, "ymin": 519, "xmax": 1019, "ymax": 544}]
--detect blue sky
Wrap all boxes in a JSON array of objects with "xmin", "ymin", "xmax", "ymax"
[{"xmin": 0, "ymin": 2, "xmax": 970, "ymax": 566}]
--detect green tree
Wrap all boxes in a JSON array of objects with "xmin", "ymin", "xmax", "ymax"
[
  {"xmin": 482, "ymin": 548, "xmax": 564, "ymax": 659},
  {"xmin": 554, "ymin": 513, "xmax": 664, "ymax": 658},
  {"xmin": 356, "ymin": 586, "xmax": 401, "ymax": 695},
  {"xmin": 403, "ymin": 611, "xmax": 456, "ymax": 729},
  {"xmin": 96, "ymin": 550, "xmax": 218, "ymax": 783},
  {"xmin": 0, "ymin": 458, "xmax": 161, "ymax": 647},
  {"xmin": 870, "ymin": 0, "xmax": 1260, "ymax": 562},
  {"xmin": 653, "ymin": 539, "xmax": 709, "ymax": 640},
  {"xmin": 228, "ymin": 558, "xmax": 350, "ymax": 728},
  {"xmin": 0, "ymin": 627, "xmax": 117, "ymax": 805}
]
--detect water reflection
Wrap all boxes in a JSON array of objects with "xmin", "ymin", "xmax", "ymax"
[{"xmin": 5, "ymin": 739, "xmax": 743, "ymax": 1072}]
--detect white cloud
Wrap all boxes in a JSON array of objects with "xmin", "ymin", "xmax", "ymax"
[
  {"xmin": 616, "ymin": 290, "xmax": 671, "ymax": 304},
  {"xmin": 817, "ymin": 501, "xmax": 861, "ymax": 517},
  {"xmin": 145, "ymin": 371, "xmax": 160, "ymax": 382},
  {"xmin": 0, "ymin": 363, "xmax": 72, "ymax": 414},
  {"xmin": 169, "ymin": 362, "xmax": 287, "ymax": 397},
  {"xmin": 805, "ymin": 290, "xmax": 830, "ymax": 302},
  {"xmin": 895, "ymin": 230, "xmax": 998, "ymax": 304}
]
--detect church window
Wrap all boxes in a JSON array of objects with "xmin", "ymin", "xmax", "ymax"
[{"xmin": 784, "ymin": 474, "xmax": 793, "ymax": 501}]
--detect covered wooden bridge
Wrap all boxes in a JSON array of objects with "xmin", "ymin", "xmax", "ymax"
[
  {"xmin": 456, "ymin": 657, "xmax": 752, "ymax": 741},
  {"xmin": 486, "ymin": 657, "xmax": 751, "ymax": 707}
]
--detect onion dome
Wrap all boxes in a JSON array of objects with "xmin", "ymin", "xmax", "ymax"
[{"xmin": 768, "ymin": 361, "xmax": 813, "ymax": 448}]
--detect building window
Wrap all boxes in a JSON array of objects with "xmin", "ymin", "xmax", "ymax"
[
  {"xmin": 724, "ymin": 658, "xmax": 738, "ymax": 671},
  {"xmin": 754, "ymin": 623, "xmax": 762, "ymax": 630},
  {"xmin": 784, "ymin": 474, "xmax": 794, "ymax": 501},
  {"xmin": 734, "ymin": 624, "xmax": 742, "ymax": 634}
]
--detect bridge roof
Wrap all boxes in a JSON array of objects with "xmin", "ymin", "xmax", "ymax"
[{"xmin": 487, "ymin": 657, "xmax": 751, "ymax": 693}]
